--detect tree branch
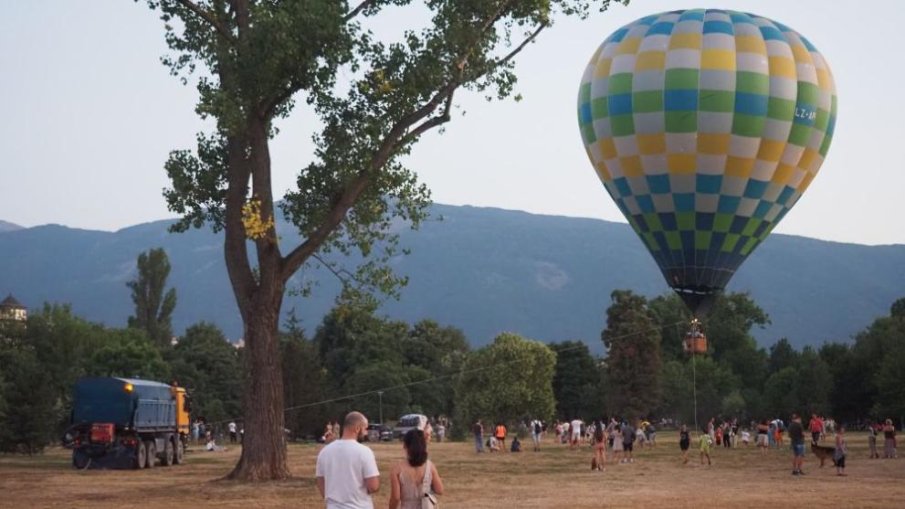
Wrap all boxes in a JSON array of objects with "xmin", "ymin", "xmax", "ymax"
[
  {"xmin": 397, "ymin": 90, "xmax": 455, "ymax": 148},
  {"xmin": 263, "ymin": 79, "xmax": 302, "ymax": 120},
  {"xmin": 311, "ymin": 253, "xmax": 356, "ymax": 285},
  {"xmin": 491, "ymin": 22, "xmax": 547, "ymax": 72},
  {"xmin": 343, "ymin": 0, "xmax": 377, "ymax": 22},
  {"xmin": 280, "ymin": 7, "xmax": 543, "ymax": 281},
  {"xmin": 174, "ymin": 0, "xmax": 236, "ymax": 43}
]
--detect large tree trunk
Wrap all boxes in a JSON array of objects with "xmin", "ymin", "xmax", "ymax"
[{"xmin": 226, "ymin": 291, "xmax": 291, "ymax": 481}]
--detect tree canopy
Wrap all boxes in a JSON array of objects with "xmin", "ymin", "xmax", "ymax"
[{"xmin": 455, "ymin": 332, "xmax": 556, "ymax": 426}]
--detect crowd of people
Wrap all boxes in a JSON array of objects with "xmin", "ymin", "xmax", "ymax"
[{"xmin": 311, "ymin": 409, "xmax": 898, "ymax": 507}]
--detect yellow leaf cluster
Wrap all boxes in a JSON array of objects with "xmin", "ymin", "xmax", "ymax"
[{"xmin": 241, "ymin": 198, "xmax": 275, "ymax": 240}]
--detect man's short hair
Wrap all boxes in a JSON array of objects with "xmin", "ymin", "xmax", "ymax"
[{"xmin": 344, "ymin": 411, "xmax": 367, "ymax": 429}]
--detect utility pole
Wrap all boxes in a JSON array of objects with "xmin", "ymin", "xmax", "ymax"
[{"xmin": 378, "ymin": 391, "xmax": 384, "ymax": 424}]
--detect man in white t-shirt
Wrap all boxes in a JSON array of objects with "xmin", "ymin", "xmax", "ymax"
[
  {"xmin": 570, "ymin": 418, "xmax": 583, "ymax": 449},
  {"xmin": 228, "ymin": 421, "xmax": 237, "ymax": 443},
  {"xmin": 316, "ymin": 411, "xmax": 380, "ymax": 509}
]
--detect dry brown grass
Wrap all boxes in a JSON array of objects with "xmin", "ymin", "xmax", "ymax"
[{"xmin": 1, "ymin": 432, "xmax": 902, "ymax": 508}]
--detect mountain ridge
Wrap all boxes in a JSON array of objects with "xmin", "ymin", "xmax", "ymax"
[{"xmin": 1, "ymin": 204, "xmax": 903, "ymax": 351}]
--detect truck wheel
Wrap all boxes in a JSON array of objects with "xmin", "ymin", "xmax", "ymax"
[
  {"xmin": 134, "ymin": 442, "xmax": 147, "ymax": 469},
  {"xmin": 72, "ymin": 449, "xmax": 90, "ymax": 470},
  {"xmin": 174, "ymin": 438, "xmax": 185, "ymax": 465},
  {"xmin": 162, "ymin": 439, "xmax": 175, "ymax": 467},
  {"xmin": 145, "ymin": 441, "xmax": 157, "ymax": 468}
]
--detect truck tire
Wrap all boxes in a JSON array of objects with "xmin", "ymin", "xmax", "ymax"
[
  {"xmin": 161, "ymin": 439, "xmax": 175, "ymax": 467},
  {"xmin": 174, "ymin": 438, "xmax": 185, "ymax": 465},
  {"xmin": 145, "ymin": 441, "xmax": 156, "ymax": 468},
  {"xmin": 134, "ymin": 441, "xmax": 147, "ymax": 469},
  {"xmin": 72, "ymin": 449, "xmax": 90, "ymax": 470}
]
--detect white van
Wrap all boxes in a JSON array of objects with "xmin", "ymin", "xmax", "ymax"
[{"xmin": 393, "ymin": 414, "xmax": 428, "ymax": 440}]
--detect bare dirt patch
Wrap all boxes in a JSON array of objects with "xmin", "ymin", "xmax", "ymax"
[{"xmin": 1, "ymin": 432, "xmax": 901, "ymax": 508}]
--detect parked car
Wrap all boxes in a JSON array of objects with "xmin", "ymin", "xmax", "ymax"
[
  {"xmin": 366, "ymin": 423, "xmax": 393, "ymax": 442},
  {"xmin": 393, "ymin": 414, "xmax": 428, "ymax": 440}
]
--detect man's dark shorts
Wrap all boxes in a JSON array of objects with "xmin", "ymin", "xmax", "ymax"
[
  {"xmin": 792, "ymin": 443, "xmax": 805, "ymax": 457},
  {"xmin": 624, "ymin": 442, "xmax": 633, "ymax": 452}
]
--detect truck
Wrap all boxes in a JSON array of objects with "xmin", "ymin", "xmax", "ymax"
[{"xmin": 63, "ymin": 377, "xmax": 190, "ymax": 469}]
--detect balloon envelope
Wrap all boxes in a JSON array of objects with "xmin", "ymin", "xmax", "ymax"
[{"xmin": 577, "ymin": 9, "xmax": 837, "ymax": 314}]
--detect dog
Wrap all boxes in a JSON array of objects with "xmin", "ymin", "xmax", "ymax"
[{"xmin": 811, "ymin": 443, "xmax": 837, "ymax": 467}]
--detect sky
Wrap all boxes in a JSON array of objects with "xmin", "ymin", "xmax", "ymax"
[{"xmin": 1, "ymin": 1, "xmax": 903, "ymax": 246}]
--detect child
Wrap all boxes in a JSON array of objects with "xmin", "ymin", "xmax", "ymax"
[
  {"xmin": 834, "ymin": 425, "xmax": 847, "ymax": 476},
  {"xmin": 741, "ymin": 429, "xmax": 751, "ymax": 447},
  {"xmin": 699, "ymin": 429, "xmax": 712, "ymax": 466},
  {"xmin": 612, "ymin": 426, "xmax": 624, "ymax": 464},
  {"xmin": 679, "ymin": 424, "xmax": 690, "ymax": 465},
  {"xmin": 511, "ymin": 436, "xmax": 522, "ymax": 452},
  {"xmin": 868, "ymin": 423, "xmax": 880, "ymax": 459}
]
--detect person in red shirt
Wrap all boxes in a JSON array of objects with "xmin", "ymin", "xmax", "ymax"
[{"xmin": 808, "ymin": 414, "xmax": 823, "ymax": 444}]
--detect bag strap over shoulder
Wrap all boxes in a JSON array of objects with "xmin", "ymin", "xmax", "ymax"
[
  {"xmin": 421, "ymin": 460, "xmax": 437, "ymax": 508},
  {"xmin": 421, "ymin": 460, "xmax": 433, "ymax": 493}
]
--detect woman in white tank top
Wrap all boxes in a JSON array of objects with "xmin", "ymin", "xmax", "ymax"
[{"xmin": 389, "ymin": 429, "xmax": 444, "ymax": 509}]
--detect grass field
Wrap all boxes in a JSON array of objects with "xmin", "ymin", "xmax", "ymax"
[{"xmin": 1, "ymin": 432, "xmax": 902, "ymax": 508}]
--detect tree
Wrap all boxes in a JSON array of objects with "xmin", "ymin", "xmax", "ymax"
[
  {"xmin": 550, "ymin": 341, "xmax": 601, "ymax": 420},
  {"xmin": 763, "ymin": 366, "xmax": 802, "ymax": 418},
  {"xmin": 601, "ymin": 290, "xmax": 661, "ymax": 420},
  {"xmin": 794, "ymin": 346, "xmax": 831, "ymax": 416},
  {"xmin": 658, "ymin": 357, "xmax": 737, "ymax": 427},
  {"xmin": 19, "ymin": 304, "xmax": 106, "ymax": 428},
  {"xmin": 280, "ymin": 315, "xmax": 330, "ymax": 439},
  {"xmin": 140, "ymin": 0, "xmax": 621, "ymax": 480},
  {"xmin": 168, "ymin": 322, "xmax": 242, "ymax": 426},
  {"xmin": 455, "ymin": 333, "xmax": 555, "ymax": 427},
  {"xmin": 818, "ymin": 342, "xmax": 865, "ymax": 423},
  {"xmin": 313, "ymin": 300, "xmax": 406, "ymax": 388},
  {"xmin": 854, "ymin": 301, "xmax": 905, "ymax": 420},
  {"xmin": 0, "ymin": 347, "xmax": 59, "ymax": 454},
  {"xmin": 648, "ymin": 293, "xmax": 690, "ymax": 362},
  {"xmin": 85, "ymin": 328, "xmax": 170, "ymax": 380},
  {"xmin": 768, "ymin": 338, "xmax": 799, "ymax": 375},
  {"xmin": 403, "ymin": 320, "xmax": 470, "ymax": 417},
  {"xmin": 127, "ymin": 248, "xmax": 177, "ymax": 348}
]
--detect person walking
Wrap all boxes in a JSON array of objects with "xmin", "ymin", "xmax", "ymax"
[
  {"xmin": 809, "ymin": 414, "xmax": 823, "ymax": 445},
  {"xmin": 699, "ymin": 429, "xmax": 712, "ymax": 466},
  {"xmin": 592, "ymin": 420, "xmax": 607, "ymax": 472},
  {"xmin": 530, "ymin": 418, "xmax": 543, "ymax": 452},
  {"xmin": 570, "ymin": 418, "xmax": 583, "ymax": 450},
  {"xmin": 612, "ymin": 425, "xmax": 624, "ymax": 464},
  {"xmin": 389, "ymin": 429, "xmax": 444, "ymax": 509},
  {"xmin": 679, "ymin": 424, "xmax": 690, "ymax": 465},
  {"xmin": 622, "ymin": 421, "xmax": 635, "ymax": 463},
  {"xmin": 882, "ymin": 419, "xmax": 897, "ymax": 458},
  {"xmin": 228, "ymin": 421, "xmax": 238, "ymax": 444},
  {"xmin": 834, "ymin": 425, "xmax": 848, "ymax": 476},
  {"xmin": 473, "ymin": 420, "xmax": 484, "ymax": 453},
  {"xmin": 788, "ymin": 413, "xmax": 806, "ymax": 475},
  {"xmin": 316, "ymin": 411, "xmax": 380, "ymax": 509},
  {"xmin": 757, "ymin": 419, "xmax": 770, "ymax": 456}
]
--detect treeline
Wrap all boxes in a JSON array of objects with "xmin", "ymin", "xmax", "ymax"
[
  {"xmin": 2, "ymin": 278, "xmax": 903, "ymax": 453},
  {"xmin": 556, "ymin": 290, "xmax": 905, "ymax": 430},
  {"xmin": 0, "ymin": 305, "xmax": 242, "ymax": 453}
]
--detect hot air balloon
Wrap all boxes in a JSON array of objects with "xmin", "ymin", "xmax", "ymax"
[{"xmin": 577, "ymin": 9, "xmax": 837, "ymax": 319}]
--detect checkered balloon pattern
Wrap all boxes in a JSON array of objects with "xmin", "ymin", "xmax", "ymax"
[{"xmin": 577, "ymin": 9, "xmax": 836, "ymax": 309}]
